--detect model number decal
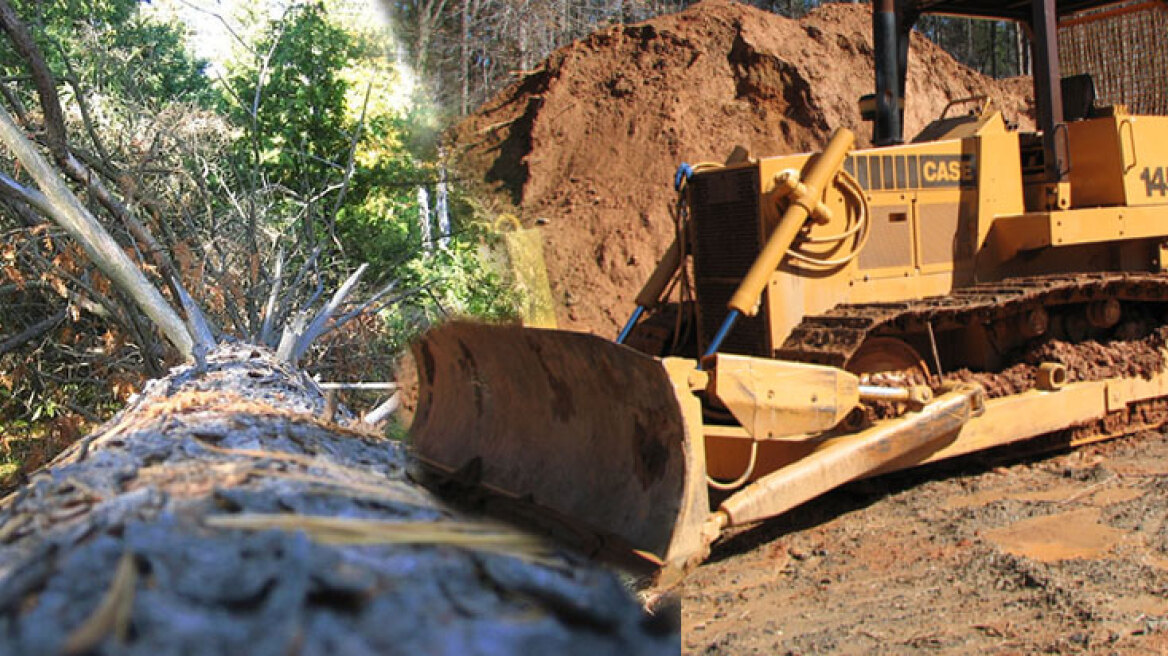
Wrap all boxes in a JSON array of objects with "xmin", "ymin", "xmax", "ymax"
[{"xmin": 1140, "ymin": 166, "xmax": 1168, "ymax": 196}]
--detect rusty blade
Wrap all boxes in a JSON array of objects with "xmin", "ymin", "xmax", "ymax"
[{"xmin": 410, "ymin": 321, "xmax": 710, "ymax": 567}]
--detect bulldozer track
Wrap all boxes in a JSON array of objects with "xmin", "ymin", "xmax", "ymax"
[{"xmin": 777, "ymin": 272, "xmax": 1168, "ymax": 368}]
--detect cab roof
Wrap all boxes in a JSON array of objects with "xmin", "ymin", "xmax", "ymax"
[{"xmin": 907, "ymin": 0, "xmax": 1138, "ymax": 22}]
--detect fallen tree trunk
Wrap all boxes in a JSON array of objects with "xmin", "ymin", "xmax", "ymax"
[{"xmin": 0, "ymin": 344, "xmax": 676, "ymax": 655}]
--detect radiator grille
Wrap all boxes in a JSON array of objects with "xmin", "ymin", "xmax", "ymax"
[{"xmin": 689, "ymin": 167, "xmax": 771, "ymax": 357}]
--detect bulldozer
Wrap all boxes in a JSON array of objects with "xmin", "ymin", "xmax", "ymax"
[{"xmin": 411, "ymin": 0, "xmax": 1168, "ymax": 574}]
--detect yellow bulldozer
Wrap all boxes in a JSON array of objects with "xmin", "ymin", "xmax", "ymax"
[{"xmin": 411, "ymin": 0, "xmax": 1168, "ymax": 574}]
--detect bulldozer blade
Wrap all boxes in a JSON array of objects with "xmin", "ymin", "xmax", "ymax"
[{"xmin": 410, "ymin": 321, "xmax": 711, "ymax": 567}]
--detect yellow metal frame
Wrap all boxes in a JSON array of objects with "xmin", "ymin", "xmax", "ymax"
[
  {"xmin": 746, "ymin": 112, "xmax": 1026, "ymax": 349},
  {"xmin": 701, "ymin": 109, "xmax": 1168, "ymax": 354},
  {"xmin": 708, "ymin": 353, "xmax": 859, "ymax": 440},
  {"xmin": 692, "ymin": 346, "xmax": 1168, "ymax": 482},
  {"xmin": 673, "ymin": 107, "xmax": 1168, "ymax": 558},
  {"xmin": 678, "ymin": 347, "xmax": 1168, "ymax": 531},
  {"xmin": 989, "ymin": 205, "xmax": 1168, "ymax": 262}
]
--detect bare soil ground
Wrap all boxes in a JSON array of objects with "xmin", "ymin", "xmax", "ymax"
[{"xmin": 681, "ymin": 430, "xmax": 1168, "ymax": 655}]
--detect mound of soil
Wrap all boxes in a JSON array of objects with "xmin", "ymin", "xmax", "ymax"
[{"xmin": 453, "ymin": 0, "xmax": 1034, "ymax": 335}]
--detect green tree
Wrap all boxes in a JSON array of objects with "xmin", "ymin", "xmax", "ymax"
[
  {"xmin": 220, "ymin": 1, "xmax": 519, "ymax": 343},
  {"xmin": 0, "ymin": 0, "xmax": 211, "ymax": 107},
  {"xmin": 224, "ymin": 2, "xmax": 356, "ymax": 196}
]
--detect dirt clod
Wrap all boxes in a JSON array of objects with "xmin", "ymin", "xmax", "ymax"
[{"xmin": 945, "ymin": 326, "xmax": 1168, "ymax": 398}]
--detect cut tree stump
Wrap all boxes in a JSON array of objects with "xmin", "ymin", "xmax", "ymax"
[{"xmin": 0, "ymin": 344, "xmax": 677, "ymax": 655}]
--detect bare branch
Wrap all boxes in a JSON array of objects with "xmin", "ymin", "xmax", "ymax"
[
  {"xmin": 0, "ymin": 196, "xmax": 42, "ymax": 226},
  {"xmin": 328, "ymin": 277, "xmax": 400, "ymax": 334},
  {"xmin": 2, "ymin": 269, "xmax": 115, "ymax": 321},
  {"xmin": 0, "ymin": 0, "xmax": 185, "ymax": 305},
  {"xmin": 174, "ymin": 277, "xmax": 216, "ymax": 352},
  {"xmin": 0, "ymin": 0, "xmax": 67, "ymax": 161},
  {"xmin": 0, "ymin": 79, "xmax": 28, "ymax": 126},
  {"xmin": 174, "ymin": 0, "xmax": 256, "ymax": 55},
  {"xmin": 259, "ymin": 247, "xmax": 284, "ymax": 346},
  {"xmin": 58, "ymin": 61, "xmax": 113, "ymax": 166},
  {"xmin": 276, "ymin": 310, "xmax": 308, "ymax": 362},
  {"xmin": 290, "ymin": 263, "xmax": 367, "ymax": 364},
  {"xmin": 331, "ymin": 79, "xmax": 375, "ymax": 213},
  {"xmin": 0, "ymin": 104, "xmax": 194, "ymax": 357},
  {"xmin": 0, "ymin": 170, "xmax": 51, "ymax": 219},
  {"xmin": 317, "ymin": 382, "xmax": 398, "ymax": 391},
  {"xmin": 0, "ymin": 305, "xmax": 66, "ymax": 356},
  {"xmin": 362, "ymin": 392, "xmax": 401, "ymax": 426}
]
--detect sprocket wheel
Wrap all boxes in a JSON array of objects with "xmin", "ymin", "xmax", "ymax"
[
  {"xmin": 845, "ymin": 336, "xmax": 932, "ymax": 422},
  {"xmin": 845, "ymin": 336, "xmax": 931, "ymax": 384}
]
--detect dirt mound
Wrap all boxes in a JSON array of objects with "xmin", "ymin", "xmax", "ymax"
[{"xmin": 453, "ymin": 0, "xmax": 1034, "ymax": 336}]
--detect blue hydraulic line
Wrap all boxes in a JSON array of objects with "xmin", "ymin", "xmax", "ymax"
[
  {"xmin": 615, "ymin": 306, "xmax": 646, "ymax": 345},
  {"xmin": 614, "ymin": 163, "xmax": 692, "ymax": 347},
  {"xmin": 700, "ymin": 310, "xmax": 741, "ymax": 369},
  {"xmin": 674, "ymin": 162, "xmax": 694, "ymax": 191}
]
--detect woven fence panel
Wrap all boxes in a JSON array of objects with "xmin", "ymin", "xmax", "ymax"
[{"xmin": 1059, "ymin": 0, "xmax": 1168, "ymax": 116}]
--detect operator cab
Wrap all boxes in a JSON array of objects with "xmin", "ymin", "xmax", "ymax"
[{"xmin": 865, "ymin": 0, "xmax": 1168, "ymax": 213}]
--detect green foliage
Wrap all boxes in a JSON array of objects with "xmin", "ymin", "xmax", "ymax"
[
  {"xmin": 221, "ymin": 2, "xmax": 521, "ymax": 340},
  {"xmin": 223, "ymin": 2, "xmax": 356, "ymax": 194},
  {"xmin": 0, "ymin": 0, "xmax": 212, "ymax": 106},
  {"xmin": 380, "ymin": 238, "xmax": 522, "ymax": 353},
  {"xmin": 382, "ymin": 416, "xmax": 410, "ymax": 442},
  {"xmin": 101, "ymin": 15, "xmax": 212, "ymax": 104},
  {"xmin": 0, "ymin": 0, "xmax": 523, "ymax": 466}
]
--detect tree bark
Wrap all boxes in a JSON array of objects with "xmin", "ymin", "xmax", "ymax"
[
  {"xmin": 0, "ymin": 344, "xmax": 676, "ymax": 654},
  {"xmin": 460, "ymin": 0, "xmax": 468, "ymax": 116}
]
